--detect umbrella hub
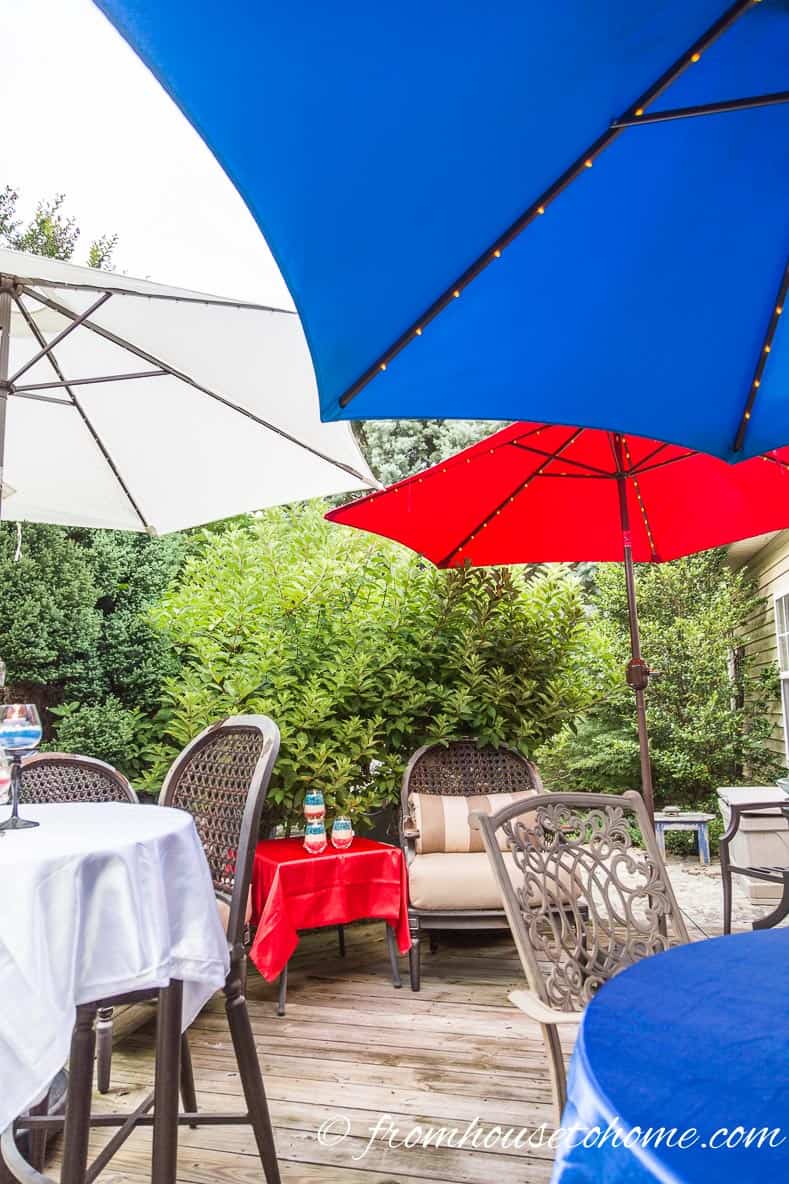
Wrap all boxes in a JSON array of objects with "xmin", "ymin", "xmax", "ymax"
[{"xmin": 626, "ymin": 657, "xmax": 652, "ymax": 692}]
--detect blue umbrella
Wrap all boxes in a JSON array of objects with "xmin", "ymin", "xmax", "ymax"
[{"xmin": 96, "ymin": 1, "xmax": 789, "ymax": 458}]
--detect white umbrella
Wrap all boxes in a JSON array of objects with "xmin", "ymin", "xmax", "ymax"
[{"xmin": 0, "ymin": 247, "xmax": 376, "ymax": 534}]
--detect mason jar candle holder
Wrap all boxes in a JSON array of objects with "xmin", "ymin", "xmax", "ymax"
[
  {"xmin": 303, "ymin": 820, "xmax": 327, "ymax": 854},
  {"xmin": 303, "ymin": 789, "xmax": 326, "ymax": 823},
  {"xmin": 331, "ymin": 816, "xmax": 354, "ymax": 850}
]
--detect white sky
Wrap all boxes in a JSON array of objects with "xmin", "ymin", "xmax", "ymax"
[{"xmin": 0, "ymin": 0, "xmax": 294, "ymax": 307}]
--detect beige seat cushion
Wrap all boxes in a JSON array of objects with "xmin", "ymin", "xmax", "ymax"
[
  {"xmin": 408, "ymin": 850, "xmax": 575, "ymax": 912},
  {"xmin": 411, "ymin": 790, "xmax": 539, "ymax": 854},
  {"xmin": 216, "ymin": 891, "xmax": 252, "ymax": 933}
]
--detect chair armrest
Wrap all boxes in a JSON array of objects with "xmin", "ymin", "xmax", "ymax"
[
  {"xmin": 402, "ymin": 822, "xmax": 420, "ymax": 840},
  {"xmin": 509, "ymin": 989, "xmax": 582, "ymax": 1026}
]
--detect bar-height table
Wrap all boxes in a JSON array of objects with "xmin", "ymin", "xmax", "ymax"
[{"xmin": 0, "ymin": 803, "xmax": 230, "ymax": 1184}]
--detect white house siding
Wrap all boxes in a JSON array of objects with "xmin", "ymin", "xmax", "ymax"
[{"xmin": 735, "ymin": 531, "xmax": 789, "ymax": 761}]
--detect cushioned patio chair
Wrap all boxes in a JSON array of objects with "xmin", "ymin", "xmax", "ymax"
[
  {"xmin": 473, "ymin": 790, "xmax": 689, "ymax": 1123},
  {"xmin": 400, "ymin": 739, "xmax": 544, "ymax": 990},
  {"xmin": 19, "ymin": 753, "xmax": 138, "ymax": 1098}
]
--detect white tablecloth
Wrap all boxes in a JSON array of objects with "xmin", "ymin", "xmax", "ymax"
[{"xmin": 0, "ymin": 803, "xmax": 230, "ymax": 1132}]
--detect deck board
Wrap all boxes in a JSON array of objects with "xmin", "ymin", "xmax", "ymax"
[
  {"xmin": 54, "ymin": 926, "xmax": 566, "ymax": 1183},
  {"xmin": 47, "ymin": 896, "xmax": 738, "ymax": 1184}
]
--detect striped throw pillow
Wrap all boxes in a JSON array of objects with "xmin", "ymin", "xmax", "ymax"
[{"xmin": 411, "ymin": 791, "xmax": 538, "ymax": 854}]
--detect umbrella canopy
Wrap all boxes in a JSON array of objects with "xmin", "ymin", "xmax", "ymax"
[
  {"xmin": 0, "ymin": 247, "xmax": 375, "ymax": 534},
  {"xmin": 325, "ymin": 422, "xmax": 789, "ymax": 565},
  {"xmin": 96, "ymin": 1, "xmax": 789, "ymax": 460},
  {"xmin": 327, "ymin": 421, "xmax": 789, "ymax": 816}
]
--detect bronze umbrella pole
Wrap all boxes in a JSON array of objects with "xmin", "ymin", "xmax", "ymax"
[{"xmin": 611, "ymin": 433, "xmax": 655, "ymax": 821}]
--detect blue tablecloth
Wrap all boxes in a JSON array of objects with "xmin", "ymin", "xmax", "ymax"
[{"xmin": 552, "ymin": 930, "xmax": 789, "ymax": 1183}]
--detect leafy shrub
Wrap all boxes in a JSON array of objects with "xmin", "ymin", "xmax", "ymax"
[
  {"xmin": 540, "ymin": 552, "xmax": 784, "ymax": 820},
  {"xmin": 0, "ymin": 523, "xmax": 185, "ymax": 775},
  {"xmin": 48, "ymin": 697, "xmax": 152, "ymax": 780},
  {"xmin": 149, "ymin": 503, "xmax": 615, "ymax": 827}
]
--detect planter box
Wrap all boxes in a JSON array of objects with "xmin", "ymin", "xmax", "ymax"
[{"xmin": 717, "ymin": 786, "xmax": 789, "ymax": 903}]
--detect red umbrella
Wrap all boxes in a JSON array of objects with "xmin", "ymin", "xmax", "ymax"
[{"xmin": 327, "ymin": 423, "xmax": 789, "ymax": 818}]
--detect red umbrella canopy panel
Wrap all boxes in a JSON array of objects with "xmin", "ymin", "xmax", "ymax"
[{"xmin": 327, "ymin": 423, "xmax": 789, "ymax": 567}]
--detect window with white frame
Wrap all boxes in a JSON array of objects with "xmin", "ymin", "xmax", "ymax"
[{"xmin": 774, "ymin": 579, "xmax": 789, "ymax": 760}]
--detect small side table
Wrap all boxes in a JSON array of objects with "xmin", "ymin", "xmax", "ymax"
[
  {"xmin": 654, "ymin": 811, "xmax": 715, "ymax": 864},
  {"xmin": 249, "ymin": 836, "xmax": 411, "ymax": 1015}
]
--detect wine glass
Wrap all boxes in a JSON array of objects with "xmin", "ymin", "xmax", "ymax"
[{"xmin": 0, "ymin": 704, "xmax": 42, "ymax": 831}]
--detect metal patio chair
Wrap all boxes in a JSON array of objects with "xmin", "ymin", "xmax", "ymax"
[
  {"xmin": 719, "ymin": 799, "xmax": 789, "ymax": 934},
  {"xmin": 19, "ymin": 753, "xmax": 138, "ymax": 1097},
  {"xmin": 400, "ymin": 738, "xmax": 544, "ymax": 990},
  {"xmin": 473, "ymin": 790, "xmax": 689, "ymax": 1124}
]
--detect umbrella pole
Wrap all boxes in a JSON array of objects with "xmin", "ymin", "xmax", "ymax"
[
  {"xmin": 613, "ymin": 437, "xmax": 655, "ymax": 821},
  {"xmin": 0, "ymin": 279, "xmax": 10, "ymax": 524}
]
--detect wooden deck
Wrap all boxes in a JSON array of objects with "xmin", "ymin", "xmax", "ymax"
[{"xmin": 74, "ymin": 925, "xmax": 566, "ymax": 1184}]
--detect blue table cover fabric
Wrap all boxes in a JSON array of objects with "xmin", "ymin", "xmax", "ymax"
[
  {"xmin": 94, "ymin": 2, "xmax": 789, "ymax": 459},
  {"xmin": 552, "ymin": 930, "xmax": 789, "ymax": 1183}
]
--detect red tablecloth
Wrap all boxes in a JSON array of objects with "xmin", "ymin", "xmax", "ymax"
[{"xmin": 249, "ymin": 836, "xmax": 411, "ymax": 981}]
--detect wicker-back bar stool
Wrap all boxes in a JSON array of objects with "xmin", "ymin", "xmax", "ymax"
[
  {"xmin": 6, "ymin": 717, "xmax": 281, "ymax": 1184},
  {"xmin": 157, "ymin": 715, "xmax": 281, "ymax": 1183},
  {"xmin": 20, "ymin": 754, "xmax": 138, "ymax": 1097}
]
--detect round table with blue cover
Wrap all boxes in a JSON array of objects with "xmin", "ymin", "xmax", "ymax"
[{"xmin": 551, "ymin": 929, "xmax": 789, "ymax": 1183}]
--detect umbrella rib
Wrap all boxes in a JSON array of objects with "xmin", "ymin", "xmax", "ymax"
[
  {"xmin": 437, "ymin": 428, "xmax": 584, "ymax": 566},
  {"xmin": 625, "ymin": 442, "xmax": 668, "ymax": 473},
  {"xmin": 19, "ymin": 285, "xmax": 377, "ymax": 489},
  {"xmin": 337, "ymin": 0, "xmax": 754, "ymax": 410},
  {"xmin": 13, "ymin": 371, "xmax": 168, "ymax": 392},
  {"xmin": 13, "ymin": 293, "xmax": 152, "ymax": 532},
  {"xmin": 733, "ymin": 254, "xmax": 789, "ymax": 453},
  {"xmin": 622, "ymin": 438, "xmax": 659, "ymax": 561},
  {"xmin": 613, "ymin": 90, "xmax": 789, "ymax": 128},
  {"xmin": 12, "ymin": 275, "xmax": 294, "ymax": 314},
  {"xmin": 508, "ymin": 440, "xmax": 611, "ymax": 477},
  {"xmin": 8, "ymin": 291, "xmax": 111, "ymax": 385},
  {"xmin": 628, "ymin": 451, "xmax": 697, "ymax": 477}
]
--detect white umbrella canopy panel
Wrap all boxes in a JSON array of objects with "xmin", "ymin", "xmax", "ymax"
[{"xmin": 0, "ymin": 247, "xmax": 376, "ymax": 533}]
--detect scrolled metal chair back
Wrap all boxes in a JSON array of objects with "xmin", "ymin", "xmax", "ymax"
[
  {"xmin": 401, "ymin": 738, "xmax": 542, "ymax": 818},
  {"xmin": 20, "ymin": 752, "xmax": 138, "ymax": 804},
  {"xmin": 475, "ymin": 790, "xmax": 688, "ymax": 1013},
  {"xmin": 158, "ymin": 715, "xmax": 280, "ymax": 949}
]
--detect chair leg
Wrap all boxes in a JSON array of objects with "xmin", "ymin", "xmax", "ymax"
[
  {"xmin": 385, "ymin": 924, "xmax": 402, "ymax": 988},
  {"xmin": 225, "ymin": 956, "xmax": 280, "ymax": 1184},
  {"xmin": 152, "ymin": 980, "xmax": 182, "ymax": 1184},
  {"xmin": 722, "ymin": 866, "xmax": 733, "ymax": 935},
  {"xmin": 429, "ymin": 932, "xmax": 439, "ymax": 955},
  {"xmin": 337, "ymin": 925, "xmax": 346, "ymax": 957},
  {"xmin": 27, "ymin": 1092, "xmax": 50, "ymax": 1173},
  {"xmin": 542, "ymin": 1023, "xmax": 567, "ymax": 1129},
  {"xmin": 408, "ymin": 918, "xmax": 421, "ymax": 992},
  {"xmin": 752, "ymin": 879, "xmax": 789, "ymax": 931},
  {"xmin": 61, "ymin": 1005, "xmax": 97, "ymax": 1184},
  {"xmin": 96, "ymin": 1006, "xmax": 114, "ymax": 1094},
  {"xmin": 180, "ymin": 1033, "xmax": 198, "ymax": 1128}
]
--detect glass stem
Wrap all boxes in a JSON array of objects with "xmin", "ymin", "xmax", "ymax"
[{"xmin": 9, "ymin": 754, "xmax": 20, "ymax": 820}]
